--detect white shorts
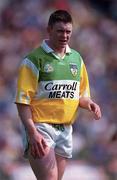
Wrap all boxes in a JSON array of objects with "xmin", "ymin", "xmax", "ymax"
[{"xmin": 22, "ymin": 123, "xmax": 73, "ymax": 159}]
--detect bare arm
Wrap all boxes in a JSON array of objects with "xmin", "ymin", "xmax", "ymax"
[
  {"xmin": 16, "ymin": 104, "xmax": 49, "ymax": 158},
  {"xmin": 79, "ymin": 97, "xmax": 101, "ymax": 120}
]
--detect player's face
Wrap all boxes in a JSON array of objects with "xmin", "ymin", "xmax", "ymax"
[{"xmin": 48, "ymin": 22, "xmax": 72, "ymax": 50}]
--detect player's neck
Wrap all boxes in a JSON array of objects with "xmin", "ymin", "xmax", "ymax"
[
  {"xmin": 54, "ymin": 48, "xmax": 66, "ymax": 58},
  {"xmin": 47, "ymin": 40, "xmax": 66, "ymax": 58}
]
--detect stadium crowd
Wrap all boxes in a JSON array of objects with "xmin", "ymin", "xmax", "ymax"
[{"xmin": 0, "ymin": 0, "xmax": 116, "ymax": 179}]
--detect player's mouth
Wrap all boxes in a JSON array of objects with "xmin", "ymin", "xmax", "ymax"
[{"xmin": 59, "ymin": 40, "xmax": 67, "ymax": 45}]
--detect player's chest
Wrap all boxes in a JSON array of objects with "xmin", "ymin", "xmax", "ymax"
[{"xmin": 39, "ymin": 58, "xmax": 80, "ymax": 81}]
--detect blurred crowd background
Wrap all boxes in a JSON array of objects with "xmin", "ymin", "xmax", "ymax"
[{"xmin": 0, "ymin": 0, "xmax": 117, "ymax": 179}]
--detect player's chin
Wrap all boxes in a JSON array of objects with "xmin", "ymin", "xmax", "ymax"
[
  {"xmin": 59, "ymin": 44, "xmax": 67, "ymax": 48},
  {"xmin": 59, "ymin": 41, "xmax": 67, "ymax": 47}
]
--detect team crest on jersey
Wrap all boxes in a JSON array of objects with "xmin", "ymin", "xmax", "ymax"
[
  {"xmin": 70, "ymin": 63, "xmax": 78, "ymax": 76},
  {"xmin": 44, "ymin": 64, "xmax": 54, "ymax": 73}
]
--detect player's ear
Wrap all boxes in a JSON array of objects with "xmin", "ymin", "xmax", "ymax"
[
  {"xmin": 47, "ymin": 25, "xmax": 52, "ymax": 34},
  {"xmin": 47, "ymin": 26, "xmax": 50, "ymax": 33}
]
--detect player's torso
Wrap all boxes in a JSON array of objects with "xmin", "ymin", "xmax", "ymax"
[{"xmin": 28, "ymin": 47, "xmax": 82, "ymax": 124}]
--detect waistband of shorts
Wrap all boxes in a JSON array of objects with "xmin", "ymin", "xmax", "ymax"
[
  {"xmin": 35, "ymin": 122, "xmax": 71, "ymax": 132},
  {"xmin": 51, "ymin": 124, "xmax": 65, "ymax": 131}
]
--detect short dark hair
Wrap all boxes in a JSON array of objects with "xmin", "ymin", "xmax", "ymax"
[{"xmin": 48, "ymin": 10, "xmax": 73, "ymax": 27}]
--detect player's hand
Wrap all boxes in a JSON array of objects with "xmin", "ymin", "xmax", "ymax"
[
  {"xmin": 88, "ymin": 102, "xmax": 101, "ymax": 120},
  {"xmin": 28, "ymin": 130, "xmax": 49, "ymax": 159},
  {"xmin": 79, "ymin": 97, "xmax": 101, "ymax": 120}
]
